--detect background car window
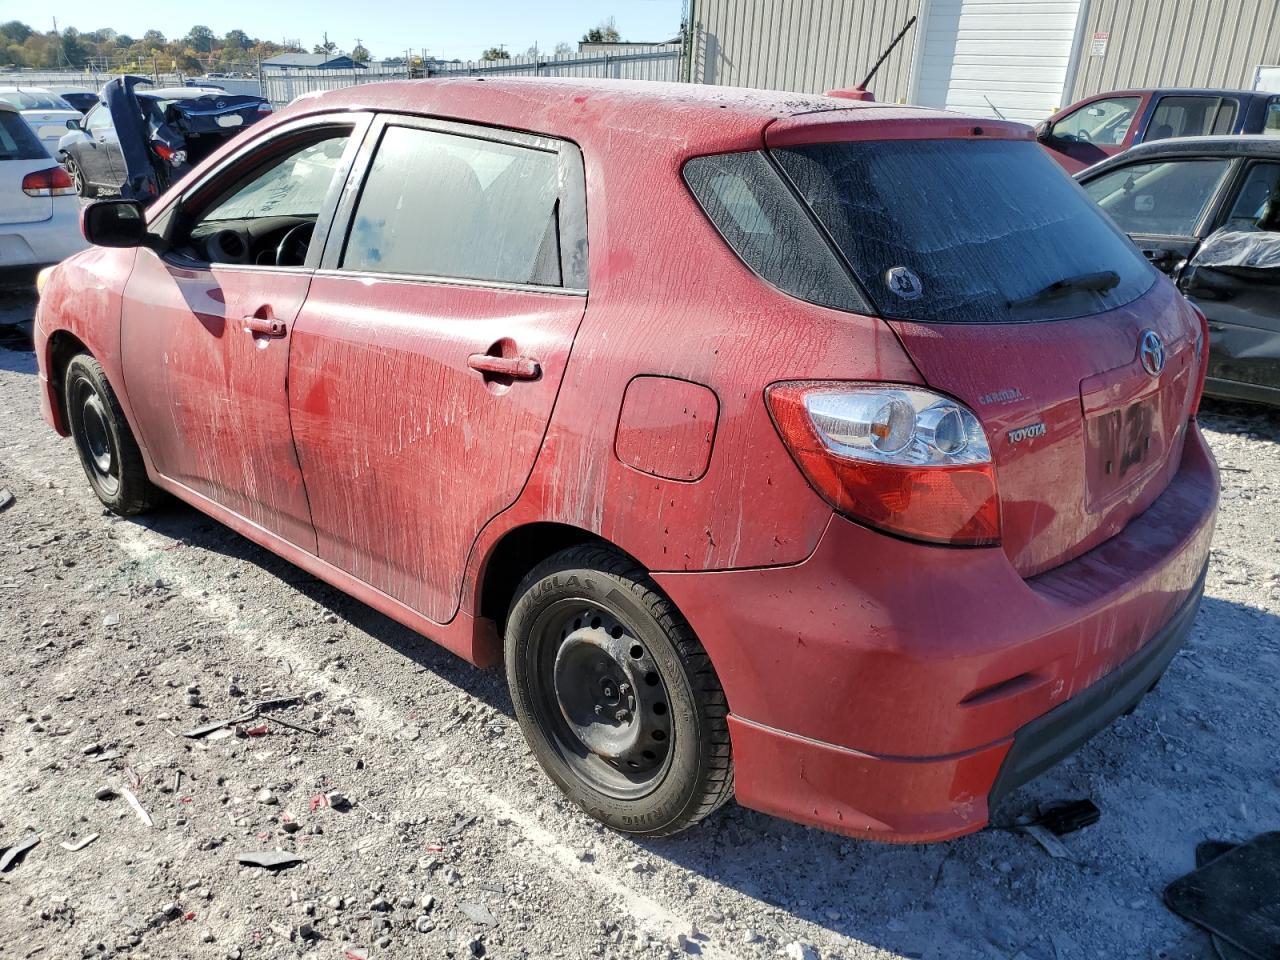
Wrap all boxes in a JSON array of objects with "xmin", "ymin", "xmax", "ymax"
[
  {"xmin": 85, "ymin": 107, "xmax": 113, "ymax": 136},
  {"xmin": 683, "ymin": 150, "xmax": 869, "ymax": 312},
  {"xmin": 0, "ymin": 111, "xmax": 47, "ymax": 160},
  {"xmin": 0, "ymin": 90, "xmax": 75, "ymax": 111},
  {"xmin": 1083, "ymin": 159, "xmax": 1233, "ymax": 237},
  {"xmin": 1224, "ymin": 162, "xmax": 1280, "ymax": 230},
  {"xmin": 200, "ymin": 135, "xmax": 349, "ymax": 223},
  {"xmin": 1052, "ymin": 97, "xmax": 1140, "ymax": 145},
  {"xmin": 342, "ymin": 126, "xmax": 563, "ymax": 286},
  {"xmin": 1147, "ymin": 96, "xmax": 1238, "ymax": 141},
  {"xmin": 1264, "ymin": 102, "xmax": 1280, "ymax": 137}
]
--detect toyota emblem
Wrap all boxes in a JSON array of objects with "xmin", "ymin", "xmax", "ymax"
[{"xmin": 1139, "ymin": 330, "xmax": 1165, "ymax": 376}]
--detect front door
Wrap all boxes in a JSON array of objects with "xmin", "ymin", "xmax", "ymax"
[
  {"xmin": 1041, "ymin": 94, "xmax": 1145, "ymax": 173},
  {"xmin": 120, "ymin": 118, "xmax": 367, "ymax": 550},
  {"xmin": 79, "ymin": 104, "xmax": 120, "ymax": 191},
  {"xmin": 288, "ymin": 116, "xmax": 589, "ymax": 623},
  {"xmin": 1080, "ymin": 154, "xmax": 1239, "ymax": 275}
]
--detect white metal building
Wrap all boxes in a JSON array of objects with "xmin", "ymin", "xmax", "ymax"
[{"xmin": 689, "ymin": 0, "xmax": 1280, "ymax": 122}]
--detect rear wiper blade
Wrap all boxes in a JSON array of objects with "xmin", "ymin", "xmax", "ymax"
[{"xmin": 1008, "ymin": 270, "xmax": 1120, "ymax": 309}]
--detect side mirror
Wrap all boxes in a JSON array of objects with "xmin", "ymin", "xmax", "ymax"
[
  {"xmin": 1034, "ymin": 121, "xmax": 1052, "ymax": 142},
  {"xmin": 81, "ymin": 199, "xmax": 149, "ymax": 248},
  {"xmin": 65, "ymin": 117, "xmax": 81, "ymax": 130}
]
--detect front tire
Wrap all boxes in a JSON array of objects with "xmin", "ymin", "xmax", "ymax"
[
  {"xmin": 63, "ymin": 353, "xmax": 160, "ymax": 515},
  {"xmin": 505, "ymin": 545, "xmax": 733, "ymax": 837}
]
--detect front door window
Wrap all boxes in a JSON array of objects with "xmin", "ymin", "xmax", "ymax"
[
  {"xmin": 1083, "ymin": 159, "xmax": 1234, "ymax": 238},
  {"xmin": 1051, "ymin": 97, "xmax": 1141, "ymax": 146}
]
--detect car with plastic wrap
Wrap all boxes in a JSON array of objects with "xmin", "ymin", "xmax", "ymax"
[
  {"xmin": 1079, "ymin": 135, "xmax": 1280, "ymax": 408},
  {"xmin": 59, "ymin": 76, "xmax": 272, "ymax": 200},
  {"xmin": 33, "ymin": 79, "xmax": 1218, "ymax": 842}
]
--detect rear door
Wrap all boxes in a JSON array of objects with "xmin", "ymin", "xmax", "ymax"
[
  {"xmin": 1080, "ymin": 154, "xmax": 1239, "ymax": 274},
  {"xmin": 289, "ymin": 115, "xmax": 588, "ymax": 623},
  {"xmin": 769, "ymin": 129, "xmax": 1202, "ymax": 576}
]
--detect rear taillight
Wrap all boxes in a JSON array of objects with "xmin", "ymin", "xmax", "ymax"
[
  {"xmin": 22, "ymin": 166, "xmax": 74, "ymax": 197},
  {"xmin": 1189, "ymin": 303, "xmax": 1210, "ymax": 416},
  {"xmin": 153, "ymin": 144, "xmax": 187, "ymax": 167},
  {"xmin": 766, "ymin": 382, "xmax": 1001, "ymax": 546}
]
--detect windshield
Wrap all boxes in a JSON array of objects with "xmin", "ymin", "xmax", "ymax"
[
  {"xmin": 773, "ymin": 138, "xmax": 1157, "ymax": 323},
  {"xmin": 0, "ymin": 91, "xmax": 75, "ymax": 111}
]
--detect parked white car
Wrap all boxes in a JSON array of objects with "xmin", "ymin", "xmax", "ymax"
[
  {"xmin": 0, "ymin": 102, "xmax": 84, "ymax": 278},
  {"xmin": 0, "ymin": 87, "xmax": 83, "ymax": 157}
]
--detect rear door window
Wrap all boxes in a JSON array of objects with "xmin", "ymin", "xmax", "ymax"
[
  {"xmin": 1082, "ymin": 158, "xmax": 1234, "ymax": 237},
  {"xmin": 341, "ymin": 126, "xmax": 567, "ymax": 287},
  {"xmin": 773, "ymin": 138, "xmax": 1155, "ymax": 323},
  {"xmin": 0, "ymin": 110, "xmax": 47, "ymax": 159},
  {"xmin": 1147, "ymin": 96, "xmax": 1239, "ymax": 140},
  {"xmin": 1264, "ymin": 100, "xmax": 1280, "ymax": 136},
  {"xmin": 1051, "ymin": 96, "xmax": 1140, "ymax": 145},
  {"xmin": 1223, "ymin": 162, "xmax": 1280, "ymax": 230}
]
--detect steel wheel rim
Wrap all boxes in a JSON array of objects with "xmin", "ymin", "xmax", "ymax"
[
  {"xmin": 72, "ymin": 378, "xmax": 119, "ymax": 496},
  {"xmin": 527, "ymin": 598, "xmax": 675, "ymax": 799}
]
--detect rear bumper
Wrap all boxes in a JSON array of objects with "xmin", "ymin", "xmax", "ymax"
[
  {"xmin": 0, "ymin": 199, "xmax": 85, "ymax": 270},
  {"xmin": 655, "ymin": 423, "xmax": 1218, "ymax": 842}
]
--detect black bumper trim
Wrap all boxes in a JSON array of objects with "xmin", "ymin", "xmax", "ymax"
[{"xmin": 988, "ymin": 564, "xmax": 1207, "ymax": 809}]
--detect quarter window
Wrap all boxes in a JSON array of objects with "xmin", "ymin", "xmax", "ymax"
[
  {"xmin": 1263, "ymin": 101, "xmax": 1280, "ymax": 137},
  {"xmin": 1051, "ymin": 97, "xmax": 1140, "ymax": 145},
  {"xmin": 1147, "ymin": 96, "xmax": 1238, "ymax": 141},
  {"xmin": 341, "ymin": 126, "xmax": 565, "ymax": 286},
  {"xmin": 1083, "ymin": 159, "xmax": 1234, "ymax": 237}
]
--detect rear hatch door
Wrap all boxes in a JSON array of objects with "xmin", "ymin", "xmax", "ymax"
[
  {"xmin": 0, "ymin": 110, "xmax": 55, "ymax": 225},
  {"xmin": 767, "ymin": 115, "xmax": 1202, "ymax": 575}
]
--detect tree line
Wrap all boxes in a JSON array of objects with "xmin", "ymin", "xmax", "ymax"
[{"xmin": 0, "ymin": 21, "xmax": 319, "ymax": 73}]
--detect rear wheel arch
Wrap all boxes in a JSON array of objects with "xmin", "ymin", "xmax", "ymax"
[{"xmin": 477, "ymin": 522, "xmax": 614, "ymax": 635}]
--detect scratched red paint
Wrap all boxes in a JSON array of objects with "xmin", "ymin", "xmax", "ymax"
[{"xmin": 33, "ymin": 78, "xmax": 1218, "ymax": 843}]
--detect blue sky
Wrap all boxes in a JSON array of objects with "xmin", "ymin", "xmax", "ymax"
[{"xmin": 36, "ymin": 1, "xmax": 685, "ymax": 62}]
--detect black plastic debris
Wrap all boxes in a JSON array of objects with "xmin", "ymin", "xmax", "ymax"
[
  {"xmin": 0, "ymin": 832, "xmax": 40, "ymax": 872},
  {"xmin": 0, "ymin": 489, "xmax": 13, "ymax": 513},
  {"xmin": 1165, "ymin": 831, "xmax": 1280, "ymax": 960},
  {"xmin": 1037, "ymin": 799, "xmax": 1101, "ymax": 836},
  {"xmin": 237, "ymin": 850, "xmax": 304, "ymax": 870},
  {"xmin": 1194, "ymin": 841, "xmax": 1251, "ymax": 960}
]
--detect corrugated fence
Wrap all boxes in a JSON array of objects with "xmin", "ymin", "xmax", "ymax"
[
  {"xmin": 262, "ymin": 49, "xmax": 682, "ymax": 106},
  {"xmin": 1069, "ymin": 0, "xmax": 1280, "ymax": 100}
]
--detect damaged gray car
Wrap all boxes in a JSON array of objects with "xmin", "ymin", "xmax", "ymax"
[
  {"xmin": 59, "ymin": 76, "xmax": 272, "ymax": 201},
  {"xmin": 1080, "ymin": 136, "xmax": 1280, "ymax": 408}
]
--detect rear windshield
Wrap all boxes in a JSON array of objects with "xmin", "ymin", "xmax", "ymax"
[
  {"xmin": 0, "ymin": 111, "xmax": 48, "ymax": 160},
  {"xmin": 0, "ymin": 91, "xmax": 74, "ymax": 111},
  {"xmin": 773, "ymin": 138, "xmax": 1156, "ymax": 323}
]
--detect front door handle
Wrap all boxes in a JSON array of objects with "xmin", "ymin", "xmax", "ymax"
[
  {"xmin": 242, "ymin": 308, "xmax": 286, "ymax": 339},
  {"xmin": 467, "ymin": 353, "xmax": 541, "ymax": 381}
]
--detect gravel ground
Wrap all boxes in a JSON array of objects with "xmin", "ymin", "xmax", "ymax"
[{"xmin": 1, "ymin": 288, "xmax": 1278, "ymax": 960}]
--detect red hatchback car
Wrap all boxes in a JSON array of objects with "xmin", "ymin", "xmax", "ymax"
[{"xmin": 34, "ymin": 79, "xmax": 1218, "ymax": 843}]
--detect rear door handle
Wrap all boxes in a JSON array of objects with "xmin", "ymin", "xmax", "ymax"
[
  {"xmin": 467, "ymin": 353, "xmax": 541, "ymax": 381},
  {"xmin": 242, "ymin": 309, "xmax": 286, "ymax": 339}
]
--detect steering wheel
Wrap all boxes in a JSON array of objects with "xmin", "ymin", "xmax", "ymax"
[
  {"xmin": 275, "ymin": 222, "xmax": 315, "ymax": 268},
  {"xmin": 1075, "ymin": 128, "xmax": 1093, "ymax": 143}
]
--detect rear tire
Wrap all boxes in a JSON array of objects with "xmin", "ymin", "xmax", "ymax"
[
  {"xmin": 505, "ymin": 545, "xmax": 733, "ymax": 837},
  {"xmin": 63, "ymin": 353, "xmax": 160, "ymax": 515}
]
